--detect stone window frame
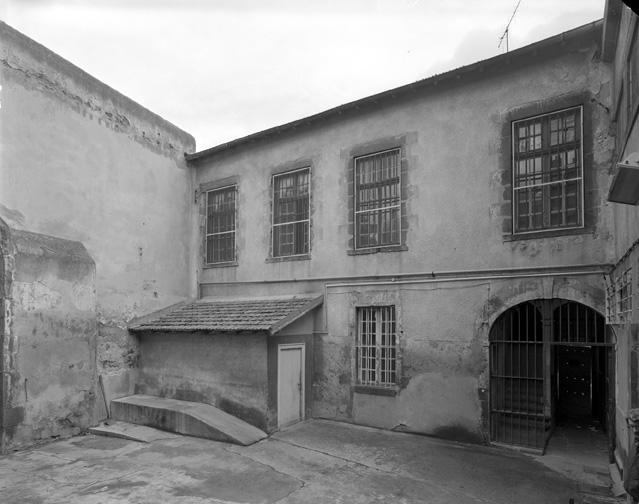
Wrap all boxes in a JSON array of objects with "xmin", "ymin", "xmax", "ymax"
[
  {"xmin": 346, "ymin": 136, "xmax": 409, "ymax": 255},
  {"xmin": 501, "ymin": 92, "xmax": 595, "ymax": 242},
  {"xmin": 199, "ymin": 176, "xmax": 239, "ymax": 269}
]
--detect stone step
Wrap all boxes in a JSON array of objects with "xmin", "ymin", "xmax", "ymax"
[
  {"xmin": 89, "ymin": 421, "xmax": 179, "ymax": 443},
  {"xmin": 110, "ymin": 394, "xmax": 268, "ymax": 446}
]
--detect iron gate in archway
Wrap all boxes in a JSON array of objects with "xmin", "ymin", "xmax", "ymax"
[{"xmin": 489, "ymin": 300, "xmax": 611, "ymax": 450}]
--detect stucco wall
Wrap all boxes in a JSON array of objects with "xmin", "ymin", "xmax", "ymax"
[
  {"xmin": 310, "ymin": 274, "xmax": 605, "ymax": 442},
  {"xmin": 0, "ymin": 23, "xmax": 197, "ymax": 394},
  {"xmin": 137, "ymin": 332, "xmax": 269, "ymax": 430},
  {"xmin": 194, "ymin": 30, "xmax": 614, "ymax": 288},
  {"xmin": 190, "ymin": 26, "xmax": 613, "ymax": 443},
  {"xmin": 5, "ymin": 229, "xmax": 97, "ymax": 449}
]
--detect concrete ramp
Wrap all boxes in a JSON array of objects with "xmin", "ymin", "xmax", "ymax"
[
  {"xmin": 110, "ymin": 394, "xmax": 268, "ymax": 446},
  {"xmin": 89, "ymin": 421, "xmax": 178, "ymax": 443}
]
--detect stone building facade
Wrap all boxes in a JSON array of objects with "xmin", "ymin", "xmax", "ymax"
[
  {"xmin": 185, "ymin": 20, "xmax": 616, "ymax": 448},
  {"xmin": 2, "ymin": 1, "xmax": 639, "ymax": 488}
]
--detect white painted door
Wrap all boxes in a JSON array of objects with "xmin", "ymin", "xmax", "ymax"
[{"xmin": 278, "ymin": 344, "xmax": 304, "ymax": 428}]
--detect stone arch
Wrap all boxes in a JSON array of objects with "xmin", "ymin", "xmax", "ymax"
[
  {"xmin": 487, "ymin": 296, "xmax": 613, "ymax": 451},
  {"xmin": 482, "ymin": 277, "xmax": 605, "ymax": 330}
]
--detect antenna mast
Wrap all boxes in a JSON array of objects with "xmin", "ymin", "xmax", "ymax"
[{"xmin": 498, "ymin": 0, "xmax": 523, "ymax": 52}]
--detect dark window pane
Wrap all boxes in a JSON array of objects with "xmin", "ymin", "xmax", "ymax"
[
  {"xmin": 357, "ymin": 306, "xmax": 397, "ymax": 387},
  {"xmin": 273, "ymin": 169, "xmax": 310, "ymax": 256},
  {"xmin": 206, "ymin": 186, "xmax": 236, "ymax": 263},
  {"xmin": 513, "ymin": 107, "xmax": 583, "ymax": 233},
  {"xmin": 355, "ymin": 150, "xmax": 401, "ymax": 248}
]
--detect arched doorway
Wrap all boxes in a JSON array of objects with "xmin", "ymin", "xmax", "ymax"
[{"xmin": 489, "ymin": 300, "xmax": 613, "ymax": 452}]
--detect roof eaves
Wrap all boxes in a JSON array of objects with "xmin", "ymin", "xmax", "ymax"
[
  {"xmin": 186, "ymin": 19, "xmax": 603, "ymax": 163},
  {"xmin": 268, "ymin": 295, "xmax": 324, "ymax": 335},
  {"xmin": 128, "ymin": 299, "xmax": 193, "ymax": 331}
]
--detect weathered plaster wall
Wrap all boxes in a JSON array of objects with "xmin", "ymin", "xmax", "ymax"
[
  {"xmin": 0, "ymin": 23, "xmax": 197, "ymax": 398},
  {"xmin": 191, "ymin": 26, "xmax": 613, "ymax": 442},
  {"xmin": 310, "ymin": 274, "xmax": 605, "ymax": 442},
  {"xmin": 137, "ymin": 332, "xmax": 269, "ymax": 430},
  {"xmin": 195, "ymin": 31, "xmax": 614, "ymax": 288},
  {"xmin": 6, "ymin": 229, "xmax": 97, "ymax": 449}
]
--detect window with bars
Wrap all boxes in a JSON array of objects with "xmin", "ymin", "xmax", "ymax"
[
  {"xmin": 206, "ymin": 185, "xmax": 236, "ymax": 264},
  {"xmin": 272, "ymin": 168, "xmax": 310, "ymax": 257},
  {"xmin": 618, "ymin": 268, "xmax": 632, "ymax": 321},
  {"xmin": 512, "ymin": 106, "xmax": 583, "ymax": 233},
  {"xmin": 606, "ymin": 281, "xmax": 617, "ymax": 324},
  {"xmin": 354, "ymin": 149, "xmax": 401, "ymax": 249},
  {"xmin": 356, "ymin": 306, "xmax": 397, "ymax": 387}
]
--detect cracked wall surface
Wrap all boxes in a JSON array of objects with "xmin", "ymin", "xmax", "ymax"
[
  {"xmin": 192, "ymin": 25, "xmax": 615, "ymax": 443},
  {"xmin": 4, "ymin": 228, "xmax": 97, "ymax": 450},
  {"xmin": 0, "ymin": 22, "xmax": 197, "ymax": 448}
]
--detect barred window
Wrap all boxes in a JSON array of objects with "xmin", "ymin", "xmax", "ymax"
[
  {"xmin": 272, "ymin": 168, "xmax": 310, "ymax": 257},
  {"xmin": 513, "ymin": 106, "xmax": 583, "ymax": 233},
  {"xmin": 356, "ymin": 306, "xmax": 397, "ymax": 387},
  {"xmin": 355, "ymin": 149, "xmax": 401, "ymax": 249},
  {"xmin": 618, "ymin": 268, "xmax": 632, "ymax": 321},
  {"xmin": 206, "ymin": 185, "xmax": 236, "ymax": 264},
  {"xmin": 606, "ymin": 282, "xmax": 617, "ymax": 324}
]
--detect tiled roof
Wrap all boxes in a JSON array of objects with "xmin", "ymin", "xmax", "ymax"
[{"xmin": 128, "ymin": 295, "xmax": 323, "ymax": 335}]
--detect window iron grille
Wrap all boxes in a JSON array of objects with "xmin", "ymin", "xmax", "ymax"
[
  {"xmin": 357, "ymin": 306, "xmax": 397, "ymax": 387},
  {"xmin": 206, "ymin": 185, "xmax": 236, "ymax": 264},
  {"xmin": 272, "ymin": 168, "xmax": 310, "ymax": 257},
  {"xmin": 354, "ymin": 149, "xmax": 401, "ymax": 249},
  {"xmin": 618, "ymin": 268, "xmax": 632, "ymax": 321},
  {"xmin": 606, "ymin": 282, "xmax": 617, "ymax": 324},
  {"xmin": 512, "ymin": 106, "xmax": 583, "ymax": 233}
]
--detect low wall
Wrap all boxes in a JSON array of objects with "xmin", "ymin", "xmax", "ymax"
[{"xmin": 4, "ymin": 228, "xmax": 97, "ymax": 450}]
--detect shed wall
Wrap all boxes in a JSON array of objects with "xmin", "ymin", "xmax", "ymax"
[{"xmin": 137, "ymin": 332, "xmax": 269, "ymax": 431}]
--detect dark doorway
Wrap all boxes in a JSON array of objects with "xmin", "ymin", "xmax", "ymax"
[{"xmin": 489, "ymin": 299, "xmax": 613, "ymax": 453}]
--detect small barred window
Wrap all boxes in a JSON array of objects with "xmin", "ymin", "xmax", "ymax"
[
  {"xmin": 618, "ymin": 268, "xmax": 632, "ymax": 321},
  {"xmin": 206, "ymin": 185, "xmax": 236, "ymax": 264},
  {"xmin": 356, "ymin": 306, "xmax": 397, "ymax": 387},
  {"xmin": 354, "ymin": 149, "xmax": 401, "ymax": 249},
  {"xmin": 606, "ymin": 282, "xmax": 617, "ymax": 324}
]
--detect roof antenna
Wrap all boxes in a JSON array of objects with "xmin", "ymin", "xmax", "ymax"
[{"xmin": 498, "ymin": 0, "xmax": 523, "ymax": 52}]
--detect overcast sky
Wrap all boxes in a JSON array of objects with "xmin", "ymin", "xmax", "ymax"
[{"xmin": 3, "ymin": 0, "xmax": 604, "ymax": 151}]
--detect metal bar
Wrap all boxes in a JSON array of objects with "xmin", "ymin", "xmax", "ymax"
[{"xmin": 272, "ymin": 219, "xmax": 310, "ymax": 227}]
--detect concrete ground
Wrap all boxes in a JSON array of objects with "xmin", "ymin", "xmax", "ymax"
[{"xmin": 0, "ymin": 419, "xmax": 617, "ymax": 504}]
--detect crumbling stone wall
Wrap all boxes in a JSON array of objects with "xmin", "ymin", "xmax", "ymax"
[{"xmin": 0, "ymin": 223, "xmax": 98, "ymax": 451}]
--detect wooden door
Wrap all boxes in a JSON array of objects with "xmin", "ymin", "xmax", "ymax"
[{"xmin": 278, "ymin": 344, "xmax": 305, "ymax": 428}]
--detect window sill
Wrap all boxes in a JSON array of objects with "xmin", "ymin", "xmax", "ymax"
[
  {"xmin": 265, "ymin": 254, "xmax": 311, "ymax": 263},
  {"xmin": 203, "ymin": 261, "xmax": 239, "ymax": 269},
  {"xmin": 504, "ymin": 226, "xmax": 592, "ymax": 242},
  {"xmin": 353, "ymin": 385, "xmax": 398, "ymax": 397},
  {"xmin": 348, "ymin": 245, "xmax": 408, "ymax": 256}
]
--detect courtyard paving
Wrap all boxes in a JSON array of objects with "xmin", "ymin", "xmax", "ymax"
[{"xmin": 0, "ymin": 419, "xmax": 615, "ymax": 503}]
